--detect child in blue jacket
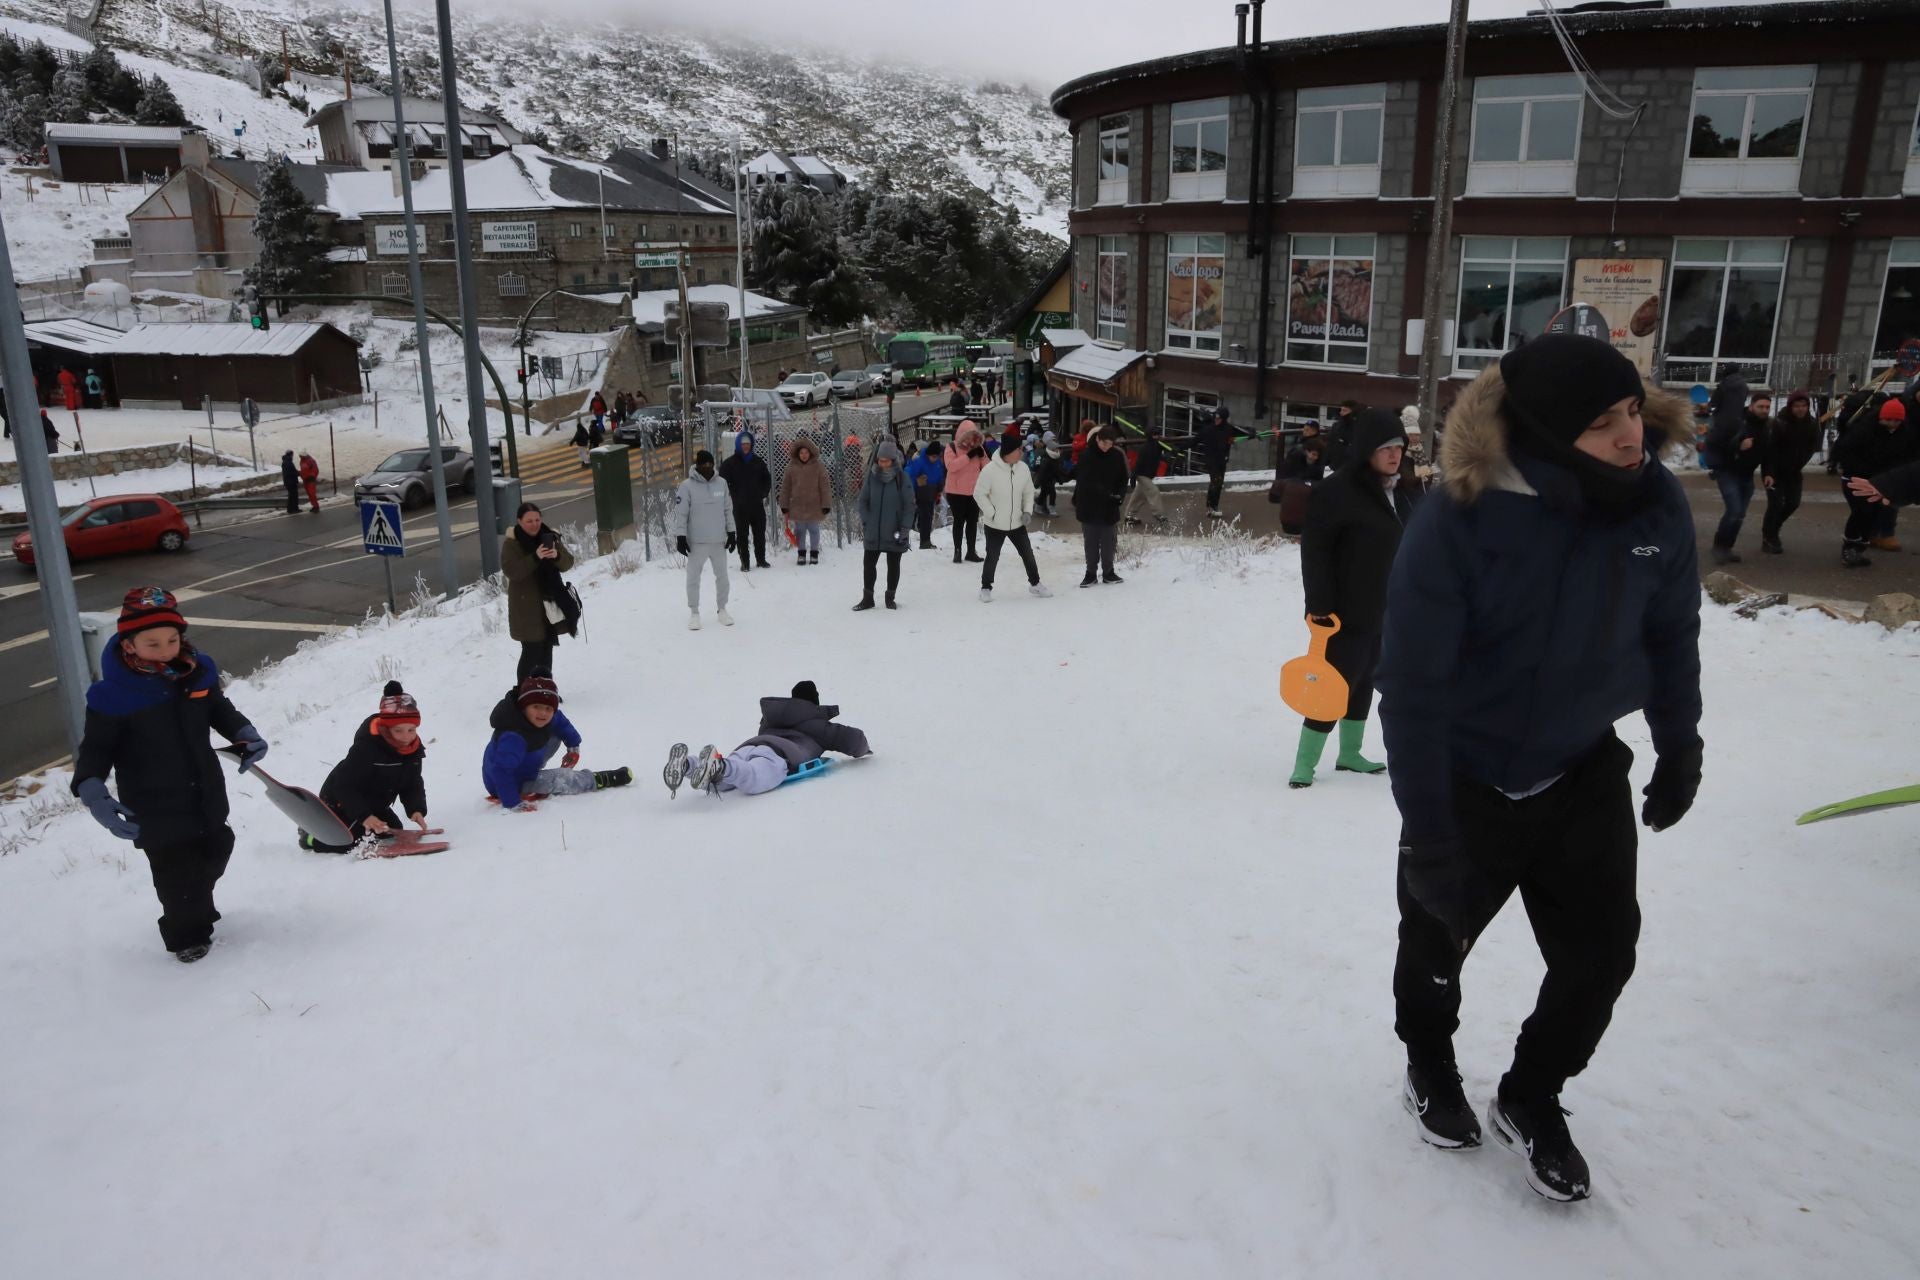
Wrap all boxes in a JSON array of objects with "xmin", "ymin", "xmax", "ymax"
[
  {"xmin": 904, "ymin": 441, "xmax": 946, "ymax": 549},
  {"xmin": 482, "ymin": 674, "xmax": 630, "ymax": 810}
]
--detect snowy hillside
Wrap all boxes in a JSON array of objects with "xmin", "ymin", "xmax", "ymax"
[
  {"xmin": 1, "ymin": 533, "xmax": 1916, "ymax": 1276},
  {"xmin": 0, "ymin": 0, "xmax": 1071, "ymax": 240}
]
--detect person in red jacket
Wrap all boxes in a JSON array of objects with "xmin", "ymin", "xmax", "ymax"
[
  {"xmin": 57, "ymin": 367, "xmax": 80, "ymax": 411},
  {"xmin": 298, "ymin": 451, "xmax": 321, "ymax": 512}
]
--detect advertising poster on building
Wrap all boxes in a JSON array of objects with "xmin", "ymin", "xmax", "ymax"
[
  {"xmin": 1286, "ymin": 255, "xmax": 1373, "ymax": 350},
  {"xmin": 1167, "ymin": 246, "xmax": 1224, "ymax": 338},
  {"xmin": 375, "ymin": 224, "xmax": 420, "ymax": 255},
  {"xmin": 481, "ymin": 221, "xmax": 539, "ymax": 254},
  {"xmin": 1569, "ymin": 258, "xmax": 1665, "ymax": 375}
]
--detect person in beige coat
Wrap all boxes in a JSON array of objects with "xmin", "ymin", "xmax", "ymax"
[
  {"xmin": 779, "ymin": 437, "xmax": 834, "ymax": 566},
  {"xmin": 501, "ymin": 502, "xmax": 576, "ymax": 680}
]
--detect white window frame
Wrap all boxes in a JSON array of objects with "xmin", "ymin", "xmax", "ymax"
[
  {"xmin": 1659, "ymin": 237, "xmax": 1790, "ymax": 387},
  {"xmin": 1869, "ymin": 238, "xmax": 1920, "ymax": 375},
  {"xmin": 1096, "ymin": 235, "xmax": 1129, "ymax": 344},
  {"xmin": 1169, "ymin": 98, "xmax": 1229, "ymax": 202},
  {"xmin": 1165, "ymin": 233, "xmax": 1226, "ymax": 357},
  {"xmin": 1293, "ymin": 85, "xmax": 1385, "ymax": 198},
  {"xmin": 1682, "ymin": 65, "xmax": 1815, "ymax": 195},
  {"xmin": 568, "ymin": 221, "xmax": 584, "ymax": 239},
  {"xmin": 1097, "ymin": 113, "xmax": 1130, "ymax": 205},
  {"xmin": 1466, "ymin": 74, "xmax": 1584, "ymax": 196},
  {"xmin": 1452, "ymin": 236, "xmax": 1569, "ymax": 377},
  {"xmin": 1284, "ymin": 234, "xmax": 1376, "ymax": 369},
  {"xmin": 1904, "ymin": 100, "xmax": 1920, "ymax": 197},
  {"xmin": 380, "ymin": 271, "xmax": 407, "ymax": 297}
]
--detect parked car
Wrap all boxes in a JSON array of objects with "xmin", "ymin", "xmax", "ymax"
[
  {"xmin": 354, "ymin": 447, "xmax": 476, "ymax": 510},
  {"xmin": 972, "ymin": 355, "xmax": 1006, "ymax": 381},
  {"xmin": 865, "ymin": 362, "xmax": 903, "ymax": 390},
  {"xmin": 829, "ymin": 369, "xmax": 877, "ymax": 399},
  {"xmin": 13, "ymin": 494, "xmax": 190, "ymax": 569},
  {"xmin": 776, "ymin": 371, "xmax": 832, "ymax": 408},
  {"xmin": 613, "ymin": 406, "xmax": 682, "ymax": 447}
]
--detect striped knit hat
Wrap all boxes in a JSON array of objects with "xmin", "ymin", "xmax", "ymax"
[
  {"xmin": 375, "ymin": 680, "xmax": 421, "ymax": 728},
  {"xmin": 516, "ymin": 674, "xmax": 561, "ymax": 710},
  {"xmin": 117, "ymin": 585, "xmax": 187, "ymax": 637}
]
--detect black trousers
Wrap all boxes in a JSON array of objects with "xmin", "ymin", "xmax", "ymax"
[
  {"xmin": 517, "ymin": 639, "xmax": 554, "ymax": 681},
  {"xmin": 1081, "ymin": 521, "xmax": 1117, "ymax": 578},
  {"xmin": 1206, "ymin": 464, "xmax": 1227, "ymax": 511},
  {"xmin": 142, "ymin": 825, "xmax": 236, "ymax": 952},
  {"xmin": 914, "ymin": 490, "xmax": 938, "ymax": 546},
  {"xmin": 1304, "ymin": 627, "xmax": 1380, "ymax": 732},
  {"xmin": 982, "ymin": 526, "xmax": 1039, "ymax": 589},
  {"xmin": 1037, "ymin": 465, "xmax": 1058, "ymax": 511},
  {"xmin": 307, "ymin": 805, "xmax": 402, "ymax": 854},
  {"xmin": 948, "ymin": 494, "xmax": 981, "ymax": 558},
  {"xmin": 1393, "ymin": 733, "xmax": 1640, "ymax": 1099},
  {"xmin": 284, "ymin": 479, "xmax": 302, "ymax": 513},
  {"xmin": 1760, "ymin": 474, "xmax": 1804, "ymax": 541},
  {"xmin": 861, "ymin": 549, "xmax": 902, "ymax": 601},
  {"xmin": 735, "ymin": 502, "xmax": 768, "ymax": 567}
]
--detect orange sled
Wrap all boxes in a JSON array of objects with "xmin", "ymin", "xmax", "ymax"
[{"xmin": 1280, "ymin": 614, "xmax": 1350, "ymax": 722}]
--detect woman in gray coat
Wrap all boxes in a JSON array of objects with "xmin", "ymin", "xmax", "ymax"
[{"xmin": 855, "ymin": 438, "xmax": 915, "ymax": 611}]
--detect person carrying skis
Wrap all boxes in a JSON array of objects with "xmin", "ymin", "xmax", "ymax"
[
  {"xmin": 299, "ymin": 451, "xmax": 321, "ymax": 512},
  {"xmin": 302, "ymin": 681, "xmax": 431, "ymax": 852},
  {"xmin": 779, "ymin": 436, "xmax": 832, "ymax": 565},
  {"xmin": 674, "ymin": 449, "xmax": 737, "ymax": 629},
  {"xmin": 904, "ymin": 432, "xmax": 945, "ymax": 549},
  {"xmin": 1198, "ymin": 404, "xmax": 1252, "ymax": 518},
  {"xmin": 280, "ymin": 449, "xmax": 301, "ymax": 514},
  {"xmin": 1377, "ymin": 334, "xmax": 1702, "ymax": 1202},
  {"xmin": 942, "ymin": 424, "xmax": 987, "ymax": 563},
  {"xmin": 1700, "ymin": 372, "xmax": 1762, "ymax": 564},
  {"xmin": 1073, "ymin": 424, "xmax": 1130, "ymax": 587},
  {"xmin": 1835, "ymin": 397, "xmax": 1918, "ymax": 567},
  {"xmin": 855, "ymin": 437, "xmax": 915, "ymax": 611},
  {"xmin": 482, "ymin": 674, "xmax": 631, "ymax": 812},
  {"xmin": 719, "ymin": 430, "xmax": 774, "ymax": 571},
  {"xmin": 974, "ymin": 427, "xmax": 1052, "ymax": 603},
  {"xmin": 661, "ymin": 680, "xmax": 870, "ymax": 799},
  {"xmin": 1290, "ymin": 409, "xmax": 1416, "ymax": 788},
  {"xmin": 1758, "ymin": 390, "xmax": 1819, "ymax": 554},
  {"xmin": 71, "ymin": 587, "xmax": 270, "ymax": 963}
]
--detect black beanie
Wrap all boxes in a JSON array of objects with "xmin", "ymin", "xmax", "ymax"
[
  {"xmin": 1499, "ymin": 335, "xmax": 1644, "ymax": 447},
  {"xmin": 791, "ymin": 680, "xmax": 819, "ymax": 705}
]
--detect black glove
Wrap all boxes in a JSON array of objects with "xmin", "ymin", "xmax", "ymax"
[
  {"xmin": 1641, "ymin": 740, "xmax": 1703, "ymax": 832},
  {"xmin": 1399, "ymin": 840, "xmax": 1488, "ymax": 949},
  {"xmin": 675, "ymin": 536, "xmax": 689, "ymax": 556},
  {"xmin": 725, "ymin": 532, "xmax": 737, "ymax": 552}
]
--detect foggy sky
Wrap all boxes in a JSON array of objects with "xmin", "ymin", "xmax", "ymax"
[{"xmin": 450, "ymin": 0, "xmax": 1772, "ymax": 93}]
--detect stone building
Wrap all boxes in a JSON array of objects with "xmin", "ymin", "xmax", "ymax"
[{"xmin": 1048, "ymin": 0, "xmax": 1920, "ymax": 462}]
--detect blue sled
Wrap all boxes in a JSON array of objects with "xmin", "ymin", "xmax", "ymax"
[{"xmin": 781, "ymin": 758, "xmax": 833, "ymax": 786}]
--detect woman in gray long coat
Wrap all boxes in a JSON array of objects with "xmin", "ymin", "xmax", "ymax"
[{"xmin": 855, "ymin": 438, "xmax": 915, "ymax": 611}]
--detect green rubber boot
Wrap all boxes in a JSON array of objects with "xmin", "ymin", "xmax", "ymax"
[
  {"xmin": 1289, "ymin": 726, "xmax": 1331, "ymax": 789},
  {"xmin": 1336, "ymin": 719, "xmax": 1386, "ymax": 774}
]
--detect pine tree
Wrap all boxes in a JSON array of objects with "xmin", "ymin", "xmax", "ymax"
[
  {"xmin": 134, "ymin": 75, "xmax": 186, "ymax": 127},
  {"xmin": 245, "ymin": 157, "xmax": 331, "ymax": 314},
  {"xmin": 47, "ymin": 64, "xmax": 90, "ymax": 124}
]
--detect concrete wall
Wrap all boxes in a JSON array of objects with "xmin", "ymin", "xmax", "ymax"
[
  {"xmin": 1839, "ymin": 237, "xmax": 1894, "ymax": 373},
  {"xmin": 1577, "ymin": 67, "xmax": 1693, "ymax": 200},
  {"xmin": 1864, "ymin": 61, "xmax": 1920, "ymax": 199},
  {"xmin": 1802, "ymin": 62, "xmax": 1862, "ymax": 200},
  {"xmin": 1770, "ymin": 237, "xmax": 1830, "ymax": 382}
]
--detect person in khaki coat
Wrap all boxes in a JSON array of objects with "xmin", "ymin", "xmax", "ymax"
[
  {"xmin": 501, "ymin": 502, "xmax": 576, "ymax": 680},
  {"xmin": 779, "ymin": 437, "xmax": 834, "ymax": 566}
]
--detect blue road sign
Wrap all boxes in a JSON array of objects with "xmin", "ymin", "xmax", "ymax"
[{"xmin": 359, "ymin": 500, "xmax": 405, "ymax": 557}]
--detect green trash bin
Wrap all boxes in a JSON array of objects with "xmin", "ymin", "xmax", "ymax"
[{"xmin": 589, "ymin": 445, "xmax": 634, "ymax": 554}]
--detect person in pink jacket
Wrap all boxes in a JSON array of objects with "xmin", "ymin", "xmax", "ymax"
[{"xmin": 942, "ymin": 425, "xmax": 987, "ymax": 563}]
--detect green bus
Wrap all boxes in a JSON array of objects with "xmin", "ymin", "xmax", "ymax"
[{"xmin": 887, "ymin": 332, "xmax": 967, "ymax": 387}]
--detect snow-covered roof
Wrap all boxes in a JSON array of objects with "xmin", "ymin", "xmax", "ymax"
[
  {"xmin": 1049, "ymin": 343, "xmax": 1144, "ymax": 384},
  {"xmin": 306, "ymin": 96, "xmax": 515, "ymax": 134},
  {"xmin": 1039, "ymin": 327, "xmax": 1094, "ymax": 352},
  {"xmin": 622, "ymin": 286, "xmax": 803, "ymax": 333},
  {"xmin": 46, "ymin": 122, "xmax": 189, "ymax": 146},
  {"xmin": 334, "ymin": 148, "xmax": 732, "ymax": 219},
  {"xmin": 110, "ymin": 322, "xmax": 356, "ymax": 358},
  {"xmin": 326, "ymin": 246, "xmax": 368, "ymax": 262},
  {"xmin": 22, "ymin": 318, "xmax": 127, "ymax": 355}
]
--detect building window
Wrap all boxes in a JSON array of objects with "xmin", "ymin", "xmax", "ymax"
[
  {"xmin": 567, "ymin": 222, "xmax": 584, "ymax": 238},
  {"xmin": 497, "ymin": 272, "xmax": 527, "ymax": 297},
  {"xmin": 1162, "ymin": 387, "xmax": 1220, "ymax": 473},
  {"xmin": 1903, "ymin": 100, "xmax": 1920, "ymax": 196},
  {"xmin": 1293, "ymin": 85, "xmax": 1384, "ymax": 198},
  {"xmin": 1683, "ymin": 65, "xmax": 1814, "ymax": 194},
  {"xmin": 1870, "ymin": 239, "xmax": 1920, "ymax": 373},
  {"xmin": 440, "ymin": 221, "xmax": 456, "ymax": 243},
  {"xmin": 1169, "ymin": 98, "xmax": 1229, "ymax": 201},
  {"xmin": 1662, "ymin": 237, "xmax": 1789, "ymax": 386},
  {"xmin": 1454, "ymin": 235, "xmax": 1568, "ymax": 375},
  {"xmin": 638, "ymin": 223, "xmax": 650, "ymax": 239},
  {"xmin": 603, "ymin": 223, "xmax": 618, "ymax": 242},
  {"xmin": 1166, "ymin": 233, "xmax": 1226, "ymax": 355},
  {"xmin": 1467, "ymin": 73, "xmax": 1583, "ymax": 195},
  {"xmin": 381, "ymin": 271, "xmax": 407, "ymax": 296},
  {"xmin": 1096, "ymin": 235, "xmax": 1129, "ymax": 344},
  {"xmin": 1285, "ymin": 235, "xmax": 1375, "ymax": 368},
  {"xmin": 1097, "ymin": 113, "xmax": 1129, "ymax": 205}
]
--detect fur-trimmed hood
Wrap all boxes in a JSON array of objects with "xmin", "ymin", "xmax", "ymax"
[{"xmin": 1439, "ymin": 363, "xmax": 1692, "ymax": 504}]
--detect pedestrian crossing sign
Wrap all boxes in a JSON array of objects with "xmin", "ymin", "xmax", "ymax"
[{"xmin": 359, "ymin": 500, "xmax": 405, "ymax": 557}]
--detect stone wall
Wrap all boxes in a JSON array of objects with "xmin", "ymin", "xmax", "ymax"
[
  {"xmin": 1803, "ymin": 63, "xmax": 1863, "ymax": 200},
  {"xmin": 0, "ymin": 440, "xmax": 254, "ymax": 486},
  {"xmin": 1864, "ymin": 61, "xmax": 1920, "ymax": 200}
]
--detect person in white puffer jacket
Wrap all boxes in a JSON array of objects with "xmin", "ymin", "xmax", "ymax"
[
  {"xmin": 972, "ymin": 427, "xmax": 1051, "ymax": 602},
  {"xmin": 672, "ymin": 450, "xmax": 738, "ymax": 629}
]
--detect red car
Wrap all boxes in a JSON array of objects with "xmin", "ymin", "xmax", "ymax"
[{"xmin": 12, "ymin": 494, "xmax": 191, "ymax": 569}]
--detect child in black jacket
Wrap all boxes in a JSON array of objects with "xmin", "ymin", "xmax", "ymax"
[
  {"xmin": 72, "ymin": 587, "xmax": 270, "ymax": 962},
  {"xmin": 303, "ymin": 681, "xmax": 430, "ymax": 852}
]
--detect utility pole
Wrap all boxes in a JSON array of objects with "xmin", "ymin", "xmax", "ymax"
[
  {"xmin": 734, "ymin": 134, "xmax": 750, "ymax": 387},
  {"xmin": 0, "ymin": 208, "xmax": 91, "ymax": 752},
  {"xmin": 383, "ymin": 0, "xmax": 458, "ymax": 597},
  {"xmin": 1415, "ymin": 0, "xmax": 1471, "ymax": 436},
  {"xmin": 432, "ymin": 0, "xmax": 500, "ymax": 576}
]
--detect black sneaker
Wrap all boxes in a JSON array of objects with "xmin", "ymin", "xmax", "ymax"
[
  {"xmin": 593, "ymin": 766, "xmax": 633, "ymax": 790},
  {"xmin": 176, "ymin": 944, "xmax": 210, "ymax": 964},
  {"xmin": 1403, "ymin": 1062, "xmax": 1480, "ymax": 1149},
  {"xmin": 1102, "ymin": 573, "xmax": 1124, "ymax": 585},
  {"xmin": 1760, "ymin": 537, "xmax": 1783, "ymax": 554},
  {"xmin": 1488, "ymin": 1092, "xmax": 1591, "ymax": 1201},
  {"xmin": 1079, "ymin": 573, "xmax": 1096, "ymax": 589}
]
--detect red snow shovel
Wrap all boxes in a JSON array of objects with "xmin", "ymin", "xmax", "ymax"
[{"xmin": 1280, "ymin": 613, "xmax": 1350, "ymax": 722}]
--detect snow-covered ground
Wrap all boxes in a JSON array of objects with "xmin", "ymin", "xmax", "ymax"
[
  {"xmin": 0, "ymin": 532, "xmax": 1915, "ymax": 1276},
  {"xmin": 0, "ymin": 457, "xmax": 271, "ymax": 509},
  {"xmin": 0, "ymin": 165, "xmax": 156, "ymax": 283}
]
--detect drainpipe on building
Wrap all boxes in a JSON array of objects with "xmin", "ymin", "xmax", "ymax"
[{"xmin": 1243, "ymin": 1, "xmax": 1280, "ymax": 425}]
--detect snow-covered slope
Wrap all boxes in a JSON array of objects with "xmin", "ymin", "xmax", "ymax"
[
  {"xmin": 0, "ymin": 0, "xmax": 1071, "ymax": 239},
  {"xmin": 1, "ymin": 534, "xmax": 1916, "ymax": 1276}
]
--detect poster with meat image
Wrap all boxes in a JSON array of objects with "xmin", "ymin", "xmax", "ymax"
[
  {"xmin": 1569, "ymin": 258, "xmax": 1665, "ymax": 376},
  {"xmin": 1168, "ymin": 249, "xmax": 1224, "ymax": 336},
  {"xmin": 1288, "ymin": 256, "xmax": 1373, "ymax": 350}
]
